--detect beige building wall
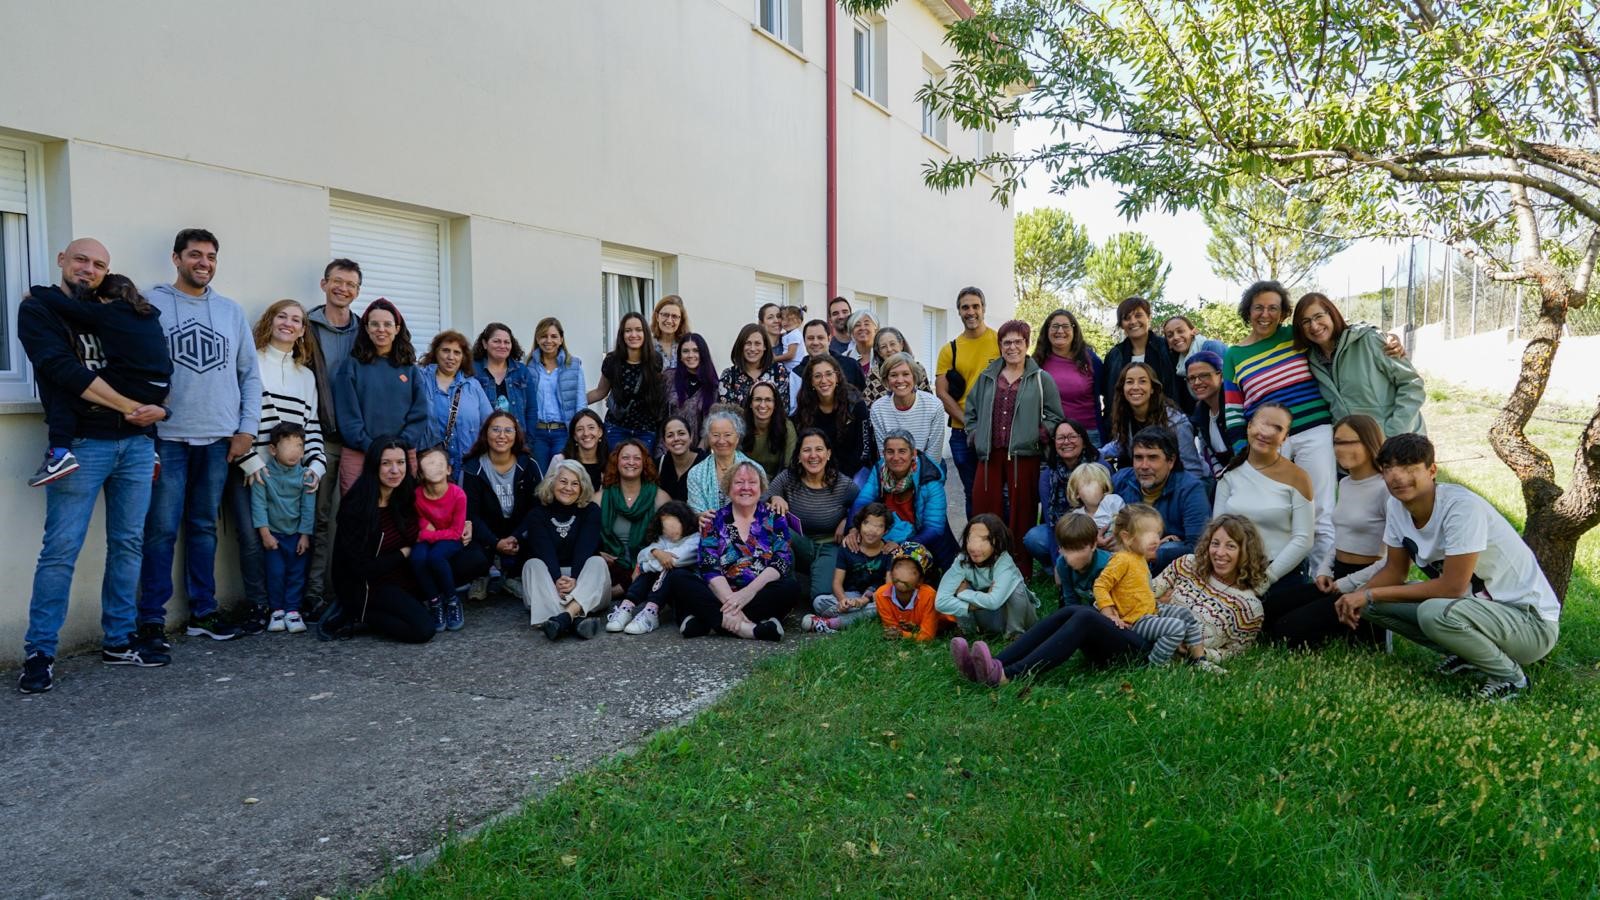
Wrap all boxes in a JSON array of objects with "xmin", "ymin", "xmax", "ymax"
[{"xmin": 0, "ymin": 0, "xmax": 1012, "ymax": 664}]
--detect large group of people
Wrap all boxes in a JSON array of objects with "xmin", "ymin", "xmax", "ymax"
[{"xmin": 13, "ymin": 234, "xmax": 1562, "ymax": 707}]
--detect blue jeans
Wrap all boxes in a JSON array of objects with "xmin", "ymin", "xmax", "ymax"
[
  {"xmin": 25, "ymin": 435, "xmax": 156, "ymax": 658},
  {"xmin": 410, "ymin": 540, "xmax": 464, "ymax": 600},
  {"xmin": 948, "ymin": 427, "xmax": 977, "ymax": 517},
  {"xmin": 604, "ymin": 423, "xmax": 657, "ymax": 456},
  {"xmin": 529, "ymin": 425, "xmax": 566, "ymax": 476},
  {"xmin": 139, "ymin": 438, "xmax": 230, "ymax": 623},
  {"xmin": 225, "ymin": 466, "xmax": 267, "ymax": 609},
  {"xmin": 263, "ymin": 531, "xmax": 309, "ymax": 612},
  {"xmin": 1023, "ymin": 524, "xmax": 1058, "ymax": 571}
]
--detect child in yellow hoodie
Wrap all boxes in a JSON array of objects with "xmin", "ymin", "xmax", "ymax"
[{"xmin": 1094, "ymin": 504, "xmax": 1226, "ymax": 673}]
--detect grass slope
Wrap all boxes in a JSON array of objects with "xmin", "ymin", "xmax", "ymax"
[{"xmin": 376, "ymin": 390, "xmax": 1600, "ymax": 898}]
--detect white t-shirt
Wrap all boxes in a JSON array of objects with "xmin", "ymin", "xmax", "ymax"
[
  {"xmin": 1382, "ymin": 483, "xmax": 1560, "ymax": 622},
  {"xmin": 781, "ymin": 330, "xmax": 805, "ymax": 374}
]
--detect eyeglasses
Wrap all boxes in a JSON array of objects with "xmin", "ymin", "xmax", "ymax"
[
  {"xmin": 488, "ymin": 427, "xmax": 517, "ymax": 436},
  {"xmin": 1186, "ymin": 372, "xmax": 1219, "ymax": 382},
  {"xmin": 1048, "ymin": 324, "xmax": 1073, "ymax": 333}
]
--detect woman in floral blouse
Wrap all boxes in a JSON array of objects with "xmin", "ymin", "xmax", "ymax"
[
  {"xmin": 718, "ymin": 323, "xmax": 791, "ymax": 411},
  {"xmin": 663, "ymin": 460, "xmax": 800, "ymax": 641}
]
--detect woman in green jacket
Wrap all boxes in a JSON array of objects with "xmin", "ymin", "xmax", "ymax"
[
  {"xmin": 1293, "ymin": 293, "xmax": 1427, "ymax": 436},
  {"xmin": 963, "ymin": 320, "xmax": 1065, "ymax": 578}
]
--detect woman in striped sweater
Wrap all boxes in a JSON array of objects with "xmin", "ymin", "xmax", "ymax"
[
  {"xmin": 868, "ymin": 353, "xmax": 946, "ymax": 463},
  {"xmin": 227, "ymin": 299, "xmax": 326, "ymax": 630}
]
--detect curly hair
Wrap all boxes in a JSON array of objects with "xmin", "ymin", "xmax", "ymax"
[
  {"xmin": 600, "ymin": 439, "xmax": 660, "ymax": 488},
  {"xmin": 420, "ymin": 329, "xmax": 475, "ymax": 377},
  {"xmin": 251, "ymin": 299, "xmax": 315, "ymax": 365},
  {"xmin": 471, "ymin": 322, "xmax": 525, "ymax": 365},
  {"xmin": 1194, "ymin": 514, "xmax": 1271, "ymax": 593}
]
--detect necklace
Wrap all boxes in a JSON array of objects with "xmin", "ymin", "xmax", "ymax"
[{"xmin": 551, "ymin": 514, "xmax": 576, "ymax": 540}]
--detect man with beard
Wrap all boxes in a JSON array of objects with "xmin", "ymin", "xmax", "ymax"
[
  {"xmin": 17, "ymin": 239, "xmax": 172, "ymax": 693},
  {"xmin": 934, "ymin": 286, "xmax": 998, "ymax": 517},
  {"xmin": 1109, "ymin": 427, "xmax": 1210, "ymax": 571},
  {"xmin": 827, "ymin": 296, "xmax": 853, "ymax": 356}
]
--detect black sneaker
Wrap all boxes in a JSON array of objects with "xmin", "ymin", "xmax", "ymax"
[
  {"xmin": 18, "ymin": 652, "xmax": 54, "ymax": 693},
  {"xmin": 573, "ymin": 615, "xmax": 602, "ymax": 640},
  {"xmin": 29, "ymin": 450, "xmax": 79, "ymax": 487},
  {"xmin": 137, "ymin": 621, "xmax": 171, "ymax": 652},
  {"xmin": 232, "ymin": 606, "xmax": 269, "ymax": 637},
  {"xmin": 1476, "ymin": 669, "xmax": 1530, "ymax": 702},
  {"xmin": 102, "ymin": 640, "xmax": 170, "ymax": 667},
  {"xmin": 1436, "ymin": 654, "xmax": 1480, "ymax": 676},
  {"xmin": 541, "ymin": 612, "xmax": 572, "ymax": 642},
  {"xmin": 186, "ymin": 613, "xmax": 240, "ymax": 641},
  {"xmin": 753, "ymin": 617, "xmax": 785, "ymax": 642},
  {"xmin": 679, "ymin": 614, "xmax": 712, "ymax": 639}
]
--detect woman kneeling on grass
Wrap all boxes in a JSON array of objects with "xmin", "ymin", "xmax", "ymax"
[{"xmin": 665, "ymin": 460, "xmax": 802, "ymax": 641}]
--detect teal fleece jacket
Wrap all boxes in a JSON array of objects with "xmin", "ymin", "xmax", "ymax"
[{"xmin": 1306, "ymin": 322, "xmax": 1427, "ymax": 436}]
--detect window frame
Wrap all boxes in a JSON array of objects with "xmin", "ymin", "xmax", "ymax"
[
  {"xmin": 853, "ymin": 18, "xmax": 874, "ymax": 99},
  {"xmin": 757, "ymin": 0, "xmax": 801, "ymax": 50},
  {"xmin": 920, "ymin": 61, "xmax": 949, "ymax": 147},
  {"xmin": 0, "ymin": 135, "xmax": 50, "ymax": 405},
  {"xmin": 601, "ymin": 249, "xmax": 661, "ymax": 346},
  {"xmin": 328, "ymin": 197, "xmax": 452, "ymax": 349}
]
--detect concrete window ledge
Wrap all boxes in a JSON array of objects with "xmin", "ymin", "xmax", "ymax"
[{"xmin": 0, "ymin": 400, "xmax": 44, "ymax": 416}]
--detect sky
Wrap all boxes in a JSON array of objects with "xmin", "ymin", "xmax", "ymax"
[{"xmin": 1010, "ymin": 119, "xmax": 1409, "ymax": 306}]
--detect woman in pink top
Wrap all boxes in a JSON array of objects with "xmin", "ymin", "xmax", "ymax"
[
  {"xmin": 1033, "ymin": 309, "xmax": 1105, "ymax": 443},
  {"xmin": 411, "ymin": 445, "xmax": 469, "ymax": 631}
]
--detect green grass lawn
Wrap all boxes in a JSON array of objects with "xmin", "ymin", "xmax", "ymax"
[{"xmin": 375, "ymin": 388, "xmax": 1600, "ymax": 898}]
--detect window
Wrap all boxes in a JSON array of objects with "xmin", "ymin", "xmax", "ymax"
[
  {"xmin": 852, "ymin": 17, "xmax": 886, "ymax": 104},
  {"xmin": 329, "ymin": 199, "xmax": 449, "ymax": 347},
  {"xmin": 0, "ymin": 138, "xmax": 48, "ymax": 402},
  {"xmin": 921, "ymin": 61, "xmax": 948, "ymax": 146},
  {"xmin": 601, "ymin": 250, "xmax": 659, "ymax": 343},
  {"xmin": 755, "ymin": 275, "xmax": 788, "ymax": 311},
  {"xmin": 977, "ymin": 128, "xmax": 994, "ymax": 159},
  {"xmin": 757, "ymin": 0, "xmax": 801, "ymax": 51},
  {"xmin": 855, "ymin": 292, "xmax": 888, "ymax": 329},
  {"xmin": 922, "ymin": 306, "xmax": 948, "ymax": 365}
]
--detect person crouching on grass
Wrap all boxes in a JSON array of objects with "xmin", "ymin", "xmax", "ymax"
[
  {"xmin": 934, "ymin": 513, "xmax": 1040, "ymax": 638},
  {"xmin": 874, "ymin": 542, "xmax": 950, "ymax": 641},
  {"xmin": 1094, "ymin": 504, "xmax": 1227, "ymax": 674}
]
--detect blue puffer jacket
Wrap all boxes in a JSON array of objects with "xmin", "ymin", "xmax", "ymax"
[
  {"xmin": 850, "ymin": 451, "xmax": 949, "ymax": 548},
  {"xmin": 473, "ymin": 358, "xmax": 537, "ymax": 434},
  {"xmin": 526, "ymin": 351, "xmax": 587, "ymax": 427}
]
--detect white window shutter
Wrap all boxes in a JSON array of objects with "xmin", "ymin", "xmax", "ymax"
[
  {"xmin": 329, "ymin": 200, "xmax": 445, "ymax": 347},
  {"xmin": 754, "ymin": 277, "xmax": 788, "ymax": 309},
  {"xmin": 0, "ymin": 147, "xmax": 27, "ymax": 215}
]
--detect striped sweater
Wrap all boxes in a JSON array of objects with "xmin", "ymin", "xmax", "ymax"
[
  {"xmin": 238, "ymin": 345, "xmax": 326, "ymax": 480},
  {"xmin": 1222, "ymin": 324, "xmax": 1330, "ymax": 451},
  {"xmin": 869, "ymin": 390, "xmax": 948, "ymax": 462},
  {"xmin": 1151, "ymin": 553, "xmax": 1262, "ymax": 658}
]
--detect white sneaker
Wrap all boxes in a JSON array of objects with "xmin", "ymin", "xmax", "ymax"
[
  {"xmin": 606, "ymin": 603, "xmax": 635, "ymax": 633},
  {"xmin": 624, "ymin": 605, "xmax": 659, "ymax": 635},
  {"xmin": 266, "ymin": 610, "xmax": 287, "ymax": 633},
  {"xmin": 284, "ymin": 611, "xmax": 306, "ymax": 634}
]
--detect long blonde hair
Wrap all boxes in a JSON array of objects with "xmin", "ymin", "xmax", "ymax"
[{"xmin": 252, "ymin": 299, "xmax": 315, "ymax": 367}]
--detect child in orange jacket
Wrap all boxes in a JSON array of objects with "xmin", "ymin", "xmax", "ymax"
[{"xmin": 874, "ymin": 542, "xmax": 952, "ymax": 641}]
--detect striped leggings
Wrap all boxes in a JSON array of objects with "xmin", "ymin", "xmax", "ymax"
[{"xmin": 1130, "ymin": 603, "xmax": 1203, "ymax": 666}]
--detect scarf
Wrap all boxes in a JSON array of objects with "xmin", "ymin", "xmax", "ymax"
[
  {"xmin": 601, "ymin": 481, "xmax": 659, "ymax": 559},
  {"xmin": 878, "ymin": 459, "xmax": 918, "ymax": 525}
]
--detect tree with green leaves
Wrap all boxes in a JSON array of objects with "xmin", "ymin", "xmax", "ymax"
[
  {"xmin": 1203, "ymin": 178, "xmax": 1351, "ymax": 290},
  {"xmin": 843, "ymin": 0, "xmax": 1600, "ymax": 598},
  {"xmin": 1013, "ymin": 207, "xmax": 1093, "ymax": 325},
  {"xmin": 1083, "ymin": 231, "xmax": 1169, "ymax": 307}
]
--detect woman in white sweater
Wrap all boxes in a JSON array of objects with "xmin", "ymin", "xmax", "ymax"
[
  {"xmin": 1212, "ymin": 402, "xmax": 1314, "ymax": 610},
  {"xmin": 225, "ymin": 299, "xmax": 326, "ymax": 631},
  {"xmin": 868, "ymin": 353, "xmax": 946, "ymax": 463}
]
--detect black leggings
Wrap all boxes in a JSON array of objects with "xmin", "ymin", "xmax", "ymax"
[
  {"xmin": 1263, "ymin": 560, "xmax": 1386, "ymax": 649},
  {"xmin": 996, "ymin": 604, "xmax": 1147, "ymax": 680},
  {"xmin": 362, "ymin": 584, "xmax": 435, "ymax": 644},
  {"xmin": 664, "ymin": 568, "xmax": 804, "ymax": 634}
]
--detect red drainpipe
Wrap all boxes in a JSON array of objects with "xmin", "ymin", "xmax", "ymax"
[{"xmin": 825, "ymin": 0, "xmax": 838, "ymax": 301}]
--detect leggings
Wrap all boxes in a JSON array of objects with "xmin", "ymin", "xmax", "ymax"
[
  {"xmin": 623, "ymin": 570, "xmax": 672, "ymax": 607},
  {"xmin": 996, "ymin": 604, "xmax": 1147, "ymax": 681},
  {"xmin": 409, "ymin": 540, "xmax": 463, "ymax": 601},
  {"xmin": 1129, "ymin": 603, "xmax": 1204, "ymax": 665},
  {"xmin": 361, "ymin": 583, "xmax": 435, "ymax": 643},
  {"xmin": 1263, "ymin": 559, "xmax": 1387, "ymax": 649},
  {"xmin": 664, "ymin": 568, "xmax": 804, "ymax": 635},
  {"xmin": 812, "ymin": 592, "xmax": 879, "ymax": 628}
]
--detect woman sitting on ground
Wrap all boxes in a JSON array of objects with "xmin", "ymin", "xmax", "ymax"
[
  {"xmin": 597, "ymin": 439, "xmax": 670, "ymax": 594},
  {"xmin": 458, "ymin": 411, "xmax": 541, "ymax": 602},
  {"xmin": 1212, "ymin": 402, "xmax": 1315, "ymax": 609},
  {"xmin": 846, "ymin": 430, "xmax": 957, "ymax": 568},
  {"xmin": 1155, "ymin": 513, "xmax": 1269, "ymax": 659},
  {"xmin": 516, "ymin": 460, "xmax": 611, "ymax": 641},
  {"xmin": 327, "ymin": 436, "xmax": 434, "ymax": 644},
  {"xmin": 764, "ymin": 428, "xmax": 860, "ymax": 599},
  {"xmin": 664, "ymin": 460, "xmax": 801, "ymax": 641}
]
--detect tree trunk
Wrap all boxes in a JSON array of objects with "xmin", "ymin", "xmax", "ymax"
[{"xmin": 1488, "ymin": 287, "xmax": 1600, "ymax": 603}]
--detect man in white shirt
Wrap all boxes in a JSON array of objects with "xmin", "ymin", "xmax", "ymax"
[{"xmin": 1335, "ymin": 434, "xmax": 1561, "ymax": 701}]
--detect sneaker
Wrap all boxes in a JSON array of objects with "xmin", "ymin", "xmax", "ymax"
[
  {"xmin": 267, "ymin": 610, "xmax": 288, "ymax": 633},
  {"xmin": 102, "ymin": 641, "xmax": 169, "ymax": 667},
  {"xmin": 468, "ymin": 577, "xmax": 489, "ymax": 603},
  {"xmin": 186, "ymin": 613, "xmax": 240, "ymax": 641},
  {"xmin": 574, "ymin": 616, "xmax": 603, "ymax": 640},
  {"xmin": 18, "ymin": 652, "xmax": 54, "ymax": 693},
  {"xmin": 606, "ymin": 603, "xmax": 635, "ymax": 633},
  {"xmin": 1436, "ymin": 654, "xmax": 1480, "ymax": 676},
  {"xmin": 284, "ymin": 611, "xmax": 307, "ymax": 634},
  {"xmin": 541, "ymin": 612, "xmax": 572, "ymax": 641},
  {"xmin": 1476, "ymin": 668, "xmax": 1530, "ymax": 701},
  {"xmin": 679, "ymin": 614, "xmax": 712, "ymax": 639},
  {"xmin": 1192, "ymin": 658, "xmax": 1229, "ymax": 676},
  {"xmin": 752, "ymin": 617, "xmax": 784, "ymax": 642},
  {"xmin": 233, "ymin": 607, "xmax": 269, "ymax": 636},
  {"xmin": 800, "ymin": 614, "xmax": 838, "ymax": 635},
  {"xmin": 138, "ymin": 621, "xmax": 171, "ymax": 652},
  {"xmin": 28, "ymin": 450, "xmax": 78, "ymax": 487},
  {"xmin": 950, "ymin": 637, "xmax": 976, "ymax": 681},
  {"xmin": 504, "ymin": 577, "xmax": 526, "ymax": 604},
  {"xmin": 444, "ymin": 595, "xmax": 465, "ymax": 632},
  {"xmin": 430, "ymin": 599, "xmax": 446, "ymax": 634},
  {"xmin": 623, "ymin": 605, "xmax": 660, "ymax": 635}
]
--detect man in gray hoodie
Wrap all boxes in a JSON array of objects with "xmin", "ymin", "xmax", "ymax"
[
  {"xmin": 302, "ymin": 258, "xmax": 362, "ymax": 618},
  {"xmin": 137, "ymin": 228, "xmax": 263, "ymax": 645}
]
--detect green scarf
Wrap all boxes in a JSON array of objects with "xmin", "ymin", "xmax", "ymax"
[{"xmin": 601, "ymin": 481, "xmax": 659, "ymax": 560}]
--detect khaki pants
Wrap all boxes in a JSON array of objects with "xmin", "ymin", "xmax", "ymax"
[
  {"xmin": 1364, "ymin": 597, "xmax": 1559, "ymax": 680},
  {"xmin": 522, "ymin": 557, "xmax": 612, "ymax": 626},
  {"xmin": 305, "ymin": 440, "xmax": 343, "ymax": 605}
]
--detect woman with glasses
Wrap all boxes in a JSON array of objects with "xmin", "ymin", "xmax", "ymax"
[
  {"xmin": 457, "ymin": 411, "xmax": 542, "ymax": 601},
  {"xmin": 1033, "ymin": 309, "xmax": 1105, "ymax": 444},
  {"xmin": 1183, "ymin": 350, "xmax": 1232, "ymax": 486}
]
